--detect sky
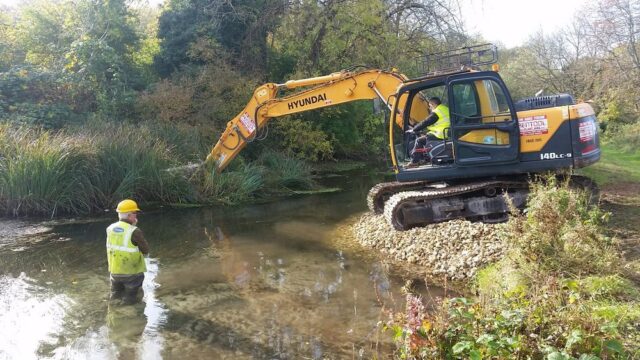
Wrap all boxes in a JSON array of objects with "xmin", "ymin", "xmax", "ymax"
[
  {"xmin": 0, "ymin": 0, "xmax": 591, "ymax": 49},
  {"xmin": 461, "ymin": 0, "xmax": 590, "ymax": 48}
]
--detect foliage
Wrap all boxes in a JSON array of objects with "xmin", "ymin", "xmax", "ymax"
[
  {"xmin": 142, "ymin": 120, "xmax": 208, "ymax": 163},
  {"xmin": 267, "ymin": 118, "xmax": 334, "ymax": 162},
  {"xmin": 5, "ymin": 0, "xmax": 148, "ymax": 119},
  {"xmin": 136, "ymin": 58, "xmax": 257, "ymax": 139},
  {"xmin": 0, "ymin": 126, "xmax": 94, "ymax": 216},
  {"xmin": 386, "ymin": 178, "xmax": 638, "ymax": 358},
  {"xmin": 0, "ymin": 67, "xmax": 81, "ymax": 129},
  {"xmin": 389, "ymin": 291, "xmax": 634, "ymax": 359},
  {"xmin": 507, "ymin": 175, "xmax": 617, "ymax": 276},
  {"xmin": 0, "ymin": 9, "xmax": 21, "ymax": 72},
  {"xmin": 602, "ymin": 122, "xmax": 640, "ymax": 153},
  {"xmin": 196, "ymin": 150, "xmax": 315, "ymax": 205},
  {"xmin": 81, "ymin": 122, "xmax": 194, "ymax": 208},
  {"xmin": 199, "ymin": 162, "xmax": 266, "ymax": 205},
  {"xmin": 255, "ymin": 151, "xmax": 314, "ymax": 190},
  {"xmin": 155, "ymin": 0, "xmax": 285, "ymax": 76},
  {"xmin": 0, "ymin": 123, "xmax": 194, "ymax": 216},
  {"xmin": 271, "ymin": 0, "xmax": 465, "ymax": 76}
]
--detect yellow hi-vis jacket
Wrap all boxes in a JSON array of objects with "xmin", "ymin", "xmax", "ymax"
[
  {"xmin": 106, "ymin": 221, "xmax": 146, "ymax": 275},
  {"xmin": 427, "ymin": 104, "xmax": 450, "ymax": 139}
]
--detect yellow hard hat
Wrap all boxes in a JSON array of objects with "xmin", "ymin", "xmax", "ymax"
[{"xmin": 116, "ymin": 199, "xmax": 140, "ymax": 213}]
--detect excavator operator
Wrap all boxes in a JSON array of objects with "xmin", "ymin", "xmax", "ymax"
[{"xmin": 406, "ymin": 97, "xmax": 450, "ymax": 166}]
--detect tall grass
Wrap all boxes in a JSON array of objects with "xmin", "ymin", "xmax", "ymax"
[
  {"xmin": 0, "ymin": 123, "xmax": 194, "ymax": 216},
  {"xmin": 256, "ymin": 151, "xmax": 314, "ymax": 191},
  {"xmin": 0, "ymin": 127, "xmax": 94, "ymax": 216},
  {"xmin": 0, "ymin": 122, "xmax": 317, "ymax": 216},
  {"xmin": 142, "ymin": 120, "xmax": 208, "ymax": 163},
  {"xmin": 200, "ymin": 162, "xmax": 265, "ymax": 205},
  {"xmin": 196, "ymin": 151, "xmax": 315, "ymax": 205},
  {"xmin": 83, "ymin": 122, "xmax": 194, "ymax": 208}
]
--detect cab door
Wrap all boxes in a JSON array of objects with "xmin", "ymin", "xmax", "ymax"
[{"xmin": 446, "ymin": 72, "xmax": 520, "ymax": 165}]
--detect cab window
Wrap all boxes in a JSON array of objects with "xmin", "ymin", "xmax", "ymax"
[
  {"xmin": 451, "ymin": 82, "xmax": 479, "ymax": 120},
  {"xmin": 451, "ymin": 78, "xmax": 512, "ymax": 146},
  {"xmin": 483, "ymin": 79, "xmax": 510, "ymax": 115}
]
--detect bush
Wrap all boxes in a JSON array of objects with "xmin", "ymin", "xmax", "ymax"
[
  {"xmin": 386, "ymin": 177, "xmax": 638, "ymax": 358},
  {"xmin": 602, "ymin": 122, "xmax": 640, "ymax": 153},
  {"xmin": 507, "ymin": 175, "xmax": 617, "ymax": 276},
  {"xmin": 269, "ymin": 118, "xmax": 334, "ymax": 162},
  {"xmin": 0, "ymin": 67, "xmax": 83, "ymax": 129},
  {"xmin": 199, "ymin": 162, "xmax": 265, "ymax": 205},
  {"xmin": 256, "ymin": 151, "xmax": 314, "ymax": 191}
]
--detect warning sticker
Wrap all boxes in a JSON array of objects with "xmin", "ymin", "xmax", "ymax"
[
  {"xmin": 519, "ymin": 115, "xmax": 549, "ymax": 136},
  {"xmin": 239, "ymin": 112, "xmax": 256, "ymax": 134},
  {"xmin": 579, "ymin": 120, "xmax": 596, "ymax": 142}
]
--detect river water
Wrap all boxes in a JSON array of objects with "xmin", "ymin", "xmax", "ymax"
[{"xmin": 0, "ymin": 171, "xmax": 444, "ymax": 359}]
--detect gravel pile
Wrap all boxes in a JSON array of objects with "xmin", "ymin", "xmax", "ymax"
[{"xmin": 353, "ymin": 213, "xmax": 507, "ymax": 280}]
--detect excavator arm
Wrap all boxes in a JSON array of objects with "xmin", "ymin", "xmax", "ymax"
[{"xmin": 206, "ymin": 69, "xmax": 429, "ymax": 172}]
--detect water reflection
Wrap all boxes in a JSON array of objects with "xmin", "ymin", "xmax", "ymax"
[
  {"xmin": 0, "ymin": 170, "xmax": 443, "ymax": 359},
  {"xmin": 0, "ymin": 273, "xmax": 69, "ymax": 360},
  {"xmin": 103, "ymin": 257, "xmax": 167, "ymax": 359},
  {"xmin": 138, "ymin": 258, "xmax": 167, "ymax": 359}
]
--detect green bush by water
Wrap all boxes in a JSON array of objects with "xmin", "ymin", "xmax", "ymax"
[
  {"xmin": 256, "ymin": 151, "xmax": 314, "ymax": 191},
  {"xmin": 83, "ymin": 122, "xmax": 194, "ymax": 208},
  {"xmin": 197, "ymin": 151, "xmax": 315, "ymax": 205},
  {"xmin": 0, "ymin": 123, "xmax": 316, "ymax": 216}
]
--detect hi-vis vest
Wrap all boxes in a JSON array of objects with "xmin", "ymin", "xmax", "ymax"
[
  {"xmin": 106, "ymin": 221, "xmax": 146, "ymax": 275},
  {"xmin": 427, "ymin": 104, "xmax": 450, "ymax": 139}
]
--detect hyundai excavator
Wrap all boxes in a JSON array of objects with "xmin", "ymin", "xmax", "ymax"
[{"xmin": 206, "ymin": 44, "xmax": 600, "ymax": 230}]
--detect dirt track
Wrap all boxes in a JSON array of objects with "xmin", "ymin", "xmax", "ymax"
[{"xmin": 600, "ymin": 183, "xmax": 640, "ymax": 282}]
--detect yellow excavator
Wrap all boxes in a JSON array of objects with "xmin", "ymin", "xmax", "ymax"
[{"xmin": 206, "ymin": 44, "xmax": 600, "ymax": 230}]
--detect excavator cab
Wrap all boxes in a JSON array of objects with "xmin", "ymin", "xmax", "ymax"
[{"xmin": 391, "ymin": 45, "xmax": 521, "ymax": 182}]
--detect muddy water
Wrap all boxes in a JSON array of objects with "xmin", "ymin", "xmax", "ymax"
[{"xmin": 0, "ymin": 171, "xmax": 445, "ymax": 359}]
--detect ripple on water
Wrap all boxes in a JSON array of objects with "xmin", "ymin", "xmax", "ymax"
[{"xmin": 0, "ymin": 273, "xmax": 70, "ymax": 359}]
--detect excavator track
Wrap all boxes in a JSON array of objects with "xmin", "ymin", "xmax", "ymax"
[
  {"xmin": 383, "ymin": 180, "xmax": 530, "ymax": 231},
  {"xmin": 367, "ymin": 181, "xmax": 433, "ymax": 214}
]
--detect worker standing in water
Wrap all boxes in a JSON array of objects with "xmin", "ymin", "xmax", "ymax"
[{"xmin": 106, "ymin": 199, "xmax": 149, "ymax": 304}]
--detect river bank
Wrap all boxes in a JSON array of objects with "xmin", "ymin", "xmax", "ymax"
[
  {"xmin": 356, "ymin": 175, "xmax": 640, "ymax": 358},
  {"xmin": 353, "ymin": 214, "xmax": 505, "ymax": 280}
]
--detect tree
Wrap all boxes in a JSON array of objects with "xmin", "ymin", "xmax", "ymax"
[
  {"xmin": 8, "ymin": 0, "xmax": 145, "ymax": 119},
  {"xmin": 155, "ymin": 0, "xmax": 286, "ymax": 77},
  {"xmin": 0, "ymin": 8, "xmax": 22, "ymax": 72}
]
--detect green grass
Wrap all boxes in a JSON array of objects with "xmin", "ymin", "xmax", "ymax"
[{"xmin": 579, "ymin": 143, "xmax": 640, "ymax": 185}]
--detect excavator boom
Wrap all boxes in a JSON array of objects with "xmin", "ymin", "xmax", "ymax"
[{"xmin": 206, "ymin": 69, "xmax": 429, "ymax": 172}]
